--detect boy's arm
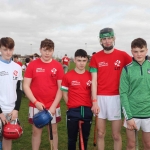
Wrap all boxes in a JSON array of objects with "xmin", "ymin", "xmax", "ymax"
[
  {"xmin": 23, "ymin": 77, "xmax": 45, "ymax": 110},
  {"xmin": 49, "ymin": 80, "xmax": 62, "ymax": 115},
  {"xmin": 62, "ymin": 91, "xmax": 68, "ymax": 104},
  {"xmin": 90, "ymin": 70, "xmax": 100, "ymax": 115},
  {"xmin": 10, "ymin": 80, "xmax": 22, "ymax": 120},
  {"xmin": 14, "ymin": 80, "xmax": 22, "ymax": 111},
  {"xmin": 119, "ymin": 68, "xmax": 133, "ymax": 120}
]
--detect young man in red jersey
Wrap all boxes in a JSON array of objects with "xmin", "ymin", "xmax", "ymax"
[
  {"xmin": 89, "ymin": 28, "xmax": 132, "ymax": 150},
  {"xmin": 23, "ymin": 39, "xmax": 64, "ymax": 150},
  {"xmin": 61, "ymin": 54, "xmax": 70, "ymax": 73},
  {"xmin": 61, "ymin": 49, "xmax": 93, "ymax": 150}
]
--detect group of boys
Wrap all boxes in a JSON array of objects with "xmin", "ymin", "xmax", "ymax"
[{"xmin": 0, "ymin": 27, "xmax": 150, "ymax": 150}]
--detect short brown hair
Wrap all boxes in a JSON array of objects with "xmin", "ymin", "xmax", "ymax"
[
  {"xmin": 131, "ymin": 38, "xmax": 147, "ymax": 49},
  {"xmin": 40, "ymin": 38, "xmax": 54, "ymax": 49},
  {"xmin": 13, "ymin": 55, "xmax": 18, "ymax": 58},
  {"xmin": 0, "ymin": 37, "xmax": 15, "ymax": 49}
]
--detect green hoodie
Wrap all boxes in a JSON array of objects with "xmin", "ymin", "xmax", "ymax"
[{"xmin": 119, "ymin": 56, "xmax": 150, "ymax": 120}]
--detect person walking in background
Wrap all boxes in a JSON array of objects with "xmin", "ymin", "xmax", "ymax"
[
  {"xmin": 29, "ymin": 55, "xmax": 33, "ymax": 62},
  {"xmin": 13, "ymin": 54, "xmax": 22, "ymax": 66},
  {"xmin": 22, "ymin": 57, "xmax": 30, "ymax": 72},
  {"xmin": 61, "ymin": 54, "xmax": 70, "ymax": 73},
  {"xmin": 61, "ymin": 49, "xmax": 93, "ymax": 150},
  {"xmin": 0, "ymin": 37, "xmax": 22, "ymax": 150},
  {"xmin": 23, "ymin": 38, "xmax": 64, "ymax": 150},
  {"xmin": 33, "ymin": 53, "xmax": 40, "ymax": 60},
  {"xmin": 120, "ymin": 38, "xmax": 150, "ymax": 150},
  {"xmin": 89, "ymin": 27, "xmax": 132, "ymax": 150}
]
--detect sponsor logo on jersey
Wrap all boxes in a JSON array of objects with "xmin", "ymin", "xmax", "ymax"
[
  {"xmin": 71, "ymin": 81, "xmax": 80, "ymax": 86},
  {"xmin": 36, "ymin": 68, "xmax": 45, "ymax": 72},
  {"xmin": 98, "ymin": 61, "xmax": 108, "ymax": 67},
  {"xmin": 147, "ymin": 69, "xmax": 150, "ymax": 74},
  {"xmin": 0, "ymin": 71, "xmax": 8, "ymax": 76},
  {"xmin": 13, "ymin": 70, "xmax": 18, "ymax": 80},
  {"xmin": 114, "ymin": 60, "xmax": 121, "ymax": 70},
  {"xmin": 51, "ymin": 68, "xmax": 57, "ymax": 77}
]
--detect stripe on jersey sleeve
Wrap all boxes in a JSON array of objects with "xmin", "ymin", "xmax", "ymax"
[
  {"xmin": 89, "ymin": 67, "xmax": 97, "ymax": 72},
  {"xmin": 60, "ymin": 86, "xmax": 68, "ymax": 92}
]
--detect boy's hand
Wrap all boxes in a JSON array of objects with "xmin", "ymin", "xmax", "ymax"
[
  {"xmin": 0, "ymin": 113, "xmax": 8, "ymax": 125},
  {"xmin": 49, "ymin": 106, "xmax": 56, "ymax": 116},
  {"xmin": 9, "ymin": 110, "xmax": 18, "ymax": 121},
  {"xmin": 126, "ymin": 119, "xmax": 137, "ymax": 130},
  {"xmin": 35, "ymin": 102, "xmax": 45, "ymax": 111},
  {"xmin": 91, "ymin": 103, "xmax": 100, "ymax": 115}
]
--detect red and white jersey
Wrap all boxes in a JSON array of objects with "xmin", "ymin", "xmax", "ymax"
[
  {"xmin": 24, "ymin": 59, "xmax": 64, "ymax": 109},
  {"xmin": 89, "ymin": 49, "xmax": 132, "ymax": 95},
  {"xmin": 62, "ymin": 56, "xmax": 70, "ymax": 66},
  {"xmin": 61, "ymin": 70, "xmax": 92, "ymax": 108}
]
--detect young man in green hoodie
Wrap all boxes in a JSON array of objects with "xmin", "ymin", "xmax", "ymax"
[{"xmin": 120, "ymin": 38, "xmax": 150, "ymax": 150}]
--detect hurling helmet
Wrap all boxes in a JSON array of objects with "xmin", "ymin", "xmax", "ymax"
[
  {"xmin": 99, "ymin": 28, "xmax": 114, "ymax": 39},
  {"xmin": 3, "ymin": 119, "xmax": 23, "ymax": 140},
  {"xmin": 33, "ymin": 109, "xmax": 53, "ymax": 128}
]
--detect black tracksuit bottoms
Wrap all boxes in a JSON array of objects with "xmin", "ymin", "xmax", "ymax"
[{"xmin": 67, "ymin": 106, "xmax": 93, "ymax": 150}]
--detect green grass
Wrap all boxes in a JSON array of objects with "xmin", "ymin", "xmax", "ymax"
[{"xmin": 11, "ymin": 62, "xmax": 143, "ymax": 150}]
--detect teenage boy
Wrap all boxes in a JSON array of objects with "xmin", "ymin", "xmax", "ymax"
[
  {"xmin": 61, "ymin": 49, "xmax": 93, "ymax": 150},
  {"xmin": 61, "ymin": 54, "xmax": 70, "ymax": 73},
  {"xmin": 120, "ymin": 38, "xmax": 150, "ymax": 150},
  {"xmin": 0, "ymin": 37, "xmax": 22, "ymax": 150},
  {"xmin": 23, "ymin": 38, "xmax": 64, "ymax": 150},
  {"xmin": 89, "ymin": 28, "xmax": 132, "ymax": 150}
]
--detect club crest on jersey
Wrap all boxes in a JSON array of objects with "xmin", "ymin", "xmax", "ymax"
[
  {"xmin": 13, "ymin": 70, "xmax": 18, "ymax": 80},
  {"xmin": 86, "ymin": 80, "xmax": 91, "ymax": 89},
  {"xmin": 51, "ymin": 68, "xmax": 57, "ymax": 77},
  {"xmin": 114, "ymin": 60, "xmax": 121, "ymax": 70},
  {"xmin": 147, "ymin": 69, "xmax": 150, "ymax": 74}
]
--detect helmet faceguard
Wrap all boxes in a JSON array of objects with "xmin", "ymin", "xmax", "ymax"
[
  {"xmin": 33, "ymin": 109, "xmax": 53, "ymax": 128},
  {"xmin": 99, "ymin": 28, "xmax": 115, "ymax": 51},
  {"xmin": 3, "ymin": 119, "xmax": 23, "ymax": 140}
]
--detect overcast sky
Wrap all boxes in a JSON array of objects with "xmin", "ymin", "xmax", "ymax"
[{"xmin": 1, "ymin": 0, "xmax": 150, "ymax": 58}]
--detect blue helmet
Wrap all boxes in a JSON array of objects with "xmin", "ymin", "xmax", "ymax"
[{"xmin": 33, "ymin": 109, "xmax": 53, "ymax": 128}]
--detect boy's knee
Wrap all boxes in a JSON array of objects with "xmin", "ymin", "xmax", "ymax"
[
  {"xmin": 97, "ymin": 130, "xmax": 105, "ymax": 139},
  {"xmin": 127, "ymin": 141, "xmax": 135, "ymax": 149},
  {"xmin": 32, "ymin": 130, "xmax": 38, "ymax": 136},
  {"xmin": 144, "ymin": 141, "xmax": 150, "ymax": 149},
  {"xmin": 52, "ymin": 127, "xmax": 58, "ymax": 135},
  {"xmin": 112, "ymin": 133, "xmax": 121, "ymax": 141}
]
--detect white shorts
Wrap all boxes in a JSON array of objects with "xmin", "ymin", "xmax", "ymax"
[
  {"xmin": 123, "ymin": 118, "xmax": 150, "ymax": 132},
  {"xmin": 97, "ymin": 95, "xmax": 121, "ymax": 121},
  {"xmin": 28, "ymin": 107, "xmax": 61, "ymax": 124}
]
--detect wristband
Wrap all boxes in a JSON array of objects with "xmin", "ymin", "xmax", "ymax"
[
  {"xmin": 33, "ymin": 100, "xmax": 38, "ymax": 105},
  {"xmin": 92, "ymin": 99, "xmax": 97, "ymax": 102}
]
